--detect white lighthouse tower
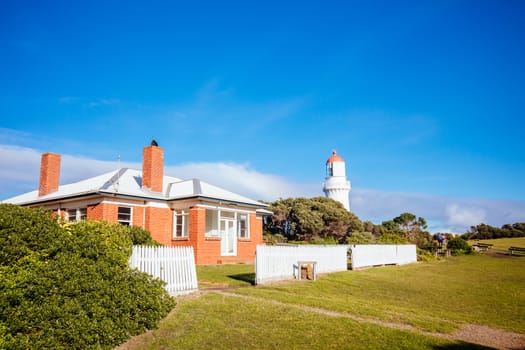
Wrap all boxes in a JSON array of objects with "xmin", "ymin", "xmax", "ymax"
[{"xmin": 322, "ymin": 150, "xmax": 351, "ymax": 211}]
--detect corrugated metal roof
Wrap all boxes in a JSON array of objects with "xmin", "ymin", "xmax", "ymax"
[{"xmin": 2, "ymin": 168, "xmax": 266, "ymax": 207}]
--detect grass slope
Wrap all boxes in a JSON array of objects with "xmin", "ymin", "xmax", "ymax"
[
  {"xmin": 118, "ymin": 293, "xmax": 492, "ymax": 350},
  {"xmin": 469, "ymin": 237, "xmax": 525, "ymax": 251},
  {"xmin": 118, "ymin": 254, "xmax": 524, "ymax": 349},
  {"xmin": 234, "ymin": 255, "xmax": 525, "ymax": 333}
]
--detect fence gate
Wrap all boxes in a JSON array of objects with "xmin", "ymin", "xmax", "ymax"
[{"xmin": 130, "ymin": 246, "xmax": 198, "ymax": 295}]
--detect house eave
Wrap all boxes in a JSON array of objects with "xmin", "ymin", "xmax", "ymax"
[{"xmin": 13, "ymin": 191, "xmax": 268, "ymax": 209}]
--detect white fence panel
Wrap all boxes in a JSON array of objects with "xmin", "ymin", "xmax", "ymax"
[
  {"xmin": 350, "ymin": 244, "xmax": 417, "ymax": 270},
  {"xmin": 130, "ymin": 246, "xmax": 198, "ymax": 295},
  {"xmin": 255, "ymin": 245, "xmax": 348, "ymax": 284}
]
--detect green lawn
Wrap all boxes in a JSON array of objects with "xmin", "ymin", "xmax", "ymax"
[
  {"xmin": 117, "ymin": 254, "xmax": 524, "ymax": 349},
  {"xmin": 469, "ymin": 237, "xmax": 525, "ymax": 251},
  {"xmin": 196, "ymin": 264, "xmax": 255, "ymax": 288},
  {"xmin": 234, "ymin": 255, "xmax": 525, "ymax": 333}
]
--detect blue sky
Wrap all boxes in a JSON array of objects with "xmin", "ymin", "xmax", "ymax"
[{"xmin": 1, "ymin": 0, "xmax": 525, "ymax": 233}]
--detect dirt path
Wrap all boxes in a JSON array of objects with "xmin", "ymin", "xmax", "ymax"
[{"xmin": 214, "ymin": 290, "xmax": 525, "ymax": 350}]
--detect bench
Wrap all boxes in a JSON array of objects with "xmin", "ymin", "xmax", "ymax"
[
  {"xmin": 473, "ymin": 243, "xmax": 493, "ymax": 251},
  {"xmin": 508, "ymin": 246, "xmax": 525, "ymax": 255}
]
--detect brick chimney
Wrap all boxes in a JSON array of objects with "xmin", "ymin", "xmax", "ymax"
[
  {"xmin": 142, "ymin": 141, "xmax": 164, "ymax": 192},
  {"xmin": 39, "ymin": 153, "xmax": 61, "ymax": 196}
]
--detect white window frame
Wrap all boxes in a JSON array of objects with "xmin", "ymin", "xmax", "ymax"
[
  {"xmin": 66, "ymin": 209, "xmax": 77, "ymax": 222},
  {"xmin": 173, "ymin": 209, "xmax": 189, "ymax": 238},
  {"xmin": 205, "ymin": 209, "xmax": 220, "ymax": 237},
  {"xmin": 78, "ymin": 208, "xmax": 87, "ymax": 221},
  {"xmin": 66, "ymin": 208, "xmax": 87, "ymax": 222},
  {"xmin": 237, "ymin": 213, "xmax": 250, "ymax": 239},
  {"xmin": 204, "ymin": 209, "xmax": 250, "ymax": 239},
  {"xmin": 118, "ymin": 206, "xmax": 132, "ymax": 226}
]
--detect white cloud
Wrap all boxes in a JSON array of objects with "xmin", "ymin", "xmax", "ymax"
[
  {"xmin": 166, "ymin": 162, "xmax": 313, "ymax": 201},
  {"xmin": 445, "ymin": 204, "xmax": 486, "ymax": 228},
  {"xmin": 1, "ymin": 144, "xmax": 524, "ymax": 233}
]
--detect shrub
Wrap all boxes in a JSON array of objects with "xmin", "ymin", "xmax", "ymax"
[
  {"xmin": 263, "ymin": 233, "xmax": 287, "ymax": 245},
  {"xmin": 0, "ymin": 204, "xmax": 175, "ymax": 350},
  {"xmin": 446, "ymin": 237, "xmax": 473, "ymax": 255},
  {"xmin": 416, "ymin": 247, "xmax": 437, "ymax": 262},
  {"xmin": 377, "ymin": 233, "xmax": 408, "ymax": 244},
  {"xmin": 309, "ymin": 236, "xmax": 339, "ymax": 245},
  {"xmin": 128, "ymin": 225, "xmax": 161, "ymax": 246},
  {"xmin": 346, "ymin": 231, "xmax": 376, "ymax": 244},
  {"xmin": 0, "ymin": 204, "xmax": 62, "ymax": 266}
]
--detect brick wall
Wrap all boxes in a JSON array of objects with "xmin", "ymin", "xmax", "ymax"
[
  {"xmin": 183, "ymin": 207, "xmax": 228, "ymax": 265},
  {"xmin": 145, "ymin": 207, "xmax": 172, "ymax": 245},
  {"xmin": 236, "ymin": 213, "xmax": 263, "ymax": 264},
  {"xmin": 132, "ymin": 206, "xmax": 145, "ymax": 228},
  {"xmin": 87, "ymin": 202, "xmax": 118, "ymax": 222}
]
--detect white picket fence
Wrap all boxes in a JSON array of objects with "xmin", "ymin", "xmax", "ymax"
[
  {"xmin": 255, "ymin": 245, "xmax": 348, "ymax": 284},
  {"xmin": 129, "ymin": 246, "xmax": 198, "ymax": 295},
  {"xmin": 349, "ymin": 244, "xmax": 417, "ymax": 270}
]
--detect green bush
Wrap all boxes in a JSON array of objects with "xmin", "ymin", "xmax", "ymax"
[
  {"xmin": 346, "ymin": 231, "xmax": 376, "ymax": 244},
  {"xmin": 446, "ymin": 237, "xmax": 473, "ymax": 255},
  {"xmin": 263, "ymin": 232, "xmax": 287, "ymax": 245},
  {"xmin": 416, "ymin": 247, "xmax": 437, "ymax": 262},
  {"xmin": 377, "ymin": 233, "xmax": 408, "ymax": 244},
  {"xmin": 310, "ymin": 236, "xmax": 339, "ymax": 245},
  {"xmin": 128, "ymin": 225, "xmax": 161, "ymax": 245},
  {"xmin": 0, "ymin": 204, "xmax": 175, "ymax": 350}
]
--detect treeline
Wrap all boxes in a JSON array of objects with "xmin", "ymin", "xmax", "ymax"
[
  {"xmin": 462, "ymin": 222, "xmax": 525, "ymax": 240},
  {"xmin": 264, "ymin": 197, "xmax": 434, "ymax": 249}
]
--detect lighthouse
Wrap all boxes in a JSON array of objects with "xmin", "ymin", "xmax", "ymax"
[{"xmin": 322, "ymin": 150, "xmax": 351, "ymax": 211}]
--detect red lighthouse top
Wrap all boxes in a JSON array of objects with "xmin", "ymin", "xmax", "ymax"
[{"xmin": 326, "ymin": 150, "xmax": 344, "ymax": 164}]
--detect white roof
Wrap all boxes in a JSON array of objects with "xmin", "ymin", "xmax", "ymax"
[{"xmin": 3, "ymin": 168, "xmax": 266, "ymax": 207}]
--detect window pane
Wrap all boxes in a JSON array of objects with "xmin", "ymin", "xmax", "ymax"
[
  {"xmin": 67, "ymin": 209, "xmax": 77, "ymax": 222},
  {"xmin": 220, "ymin": 211, "xmax": 235, "ymax": 219},
  {"xmin": 118, "ymin": 207, "xmax": 132, "ymax": 225},
  {"xmin": 79, "ymin": 208, "xmax": 87, "ymax": 221},
  {"xmin": 174, "ymin": 210, "xmax": 189, "ymax": 238},
  {"xmin": 238, "ymin": 214, "xmax": 249, "ymax": 238},
  {"xmin": 205, "ymin": 209, "xmax": 219, "ymax": 237},
  {"xmin": 183, "ymin": 213, "xmax": 189, "ymax": 237}
]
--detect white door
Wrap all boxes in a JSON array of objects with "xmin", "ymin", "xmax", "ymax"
[{"xmin": 220, "ymin": 219, "xmax": 237, "ymax": 256}]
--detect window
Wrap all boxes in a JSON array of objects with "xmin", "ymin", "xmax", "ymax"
[
  {"xmin": 66, "ymin": 208, "xmax": 87, "ymax": 222},
  {"xmin": 118, "ymin": 207, "xmax": 132, "ymax": 225},
  {"xmin": 238, "ymin": 214, "xmax": 250, "ymax": 239},
  {"xmin": 205, "ymin": 209, "xmax": 250, "ymax": 239},
  {"xmin": 327, "ymin": 163, "xmax": 334, "ymax": 177},
  {"xmin": 174, "ymin": 210, "xmax": 189, "ymax": 238},
  {"xmin": 205, "ymin": 209, "xmax": 219, "ymax": 237},
  {"xmin": 66, "ymin": 209, "xmax": 77, "ymax": 222},
  {"xmin": 78, "ymin": 208, "xmax": 87, "ymax": 221}
]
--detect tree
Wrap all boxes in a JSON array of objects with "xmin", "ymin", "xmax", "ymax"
[
  {"xmin": 381, "ymin": 213, "xmax": 432, "ymax": 248},
  {"xmin": 380, "ymin": 220, "xmax": 401, "ymax": 235},
  {"xmin": 393, "ymin": 212, "xmax": 427, "ymax": 235},
  {"xmin": 265, "ymin": 197, "xmax": 362, "ymax": 243},
  {"xmin": 363, "ymin": 220, "xmax": 382, "ymax": 237},
  {"xmin": 447, "ymin": 237, "xmax": 472, "ymax": 255},
  {"xmin": 346, "ymin": 231, "xmax": 375, "ymax": 244},
  {"xmin": 462, "ymin": 222, "xmax": 525, "ymax": 240}
]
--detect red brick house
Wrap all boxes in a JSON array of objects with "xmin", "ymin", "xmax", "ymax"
[{"xmin": 3, "ymin": 142, "xmax": 270, "ymax": 265}]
